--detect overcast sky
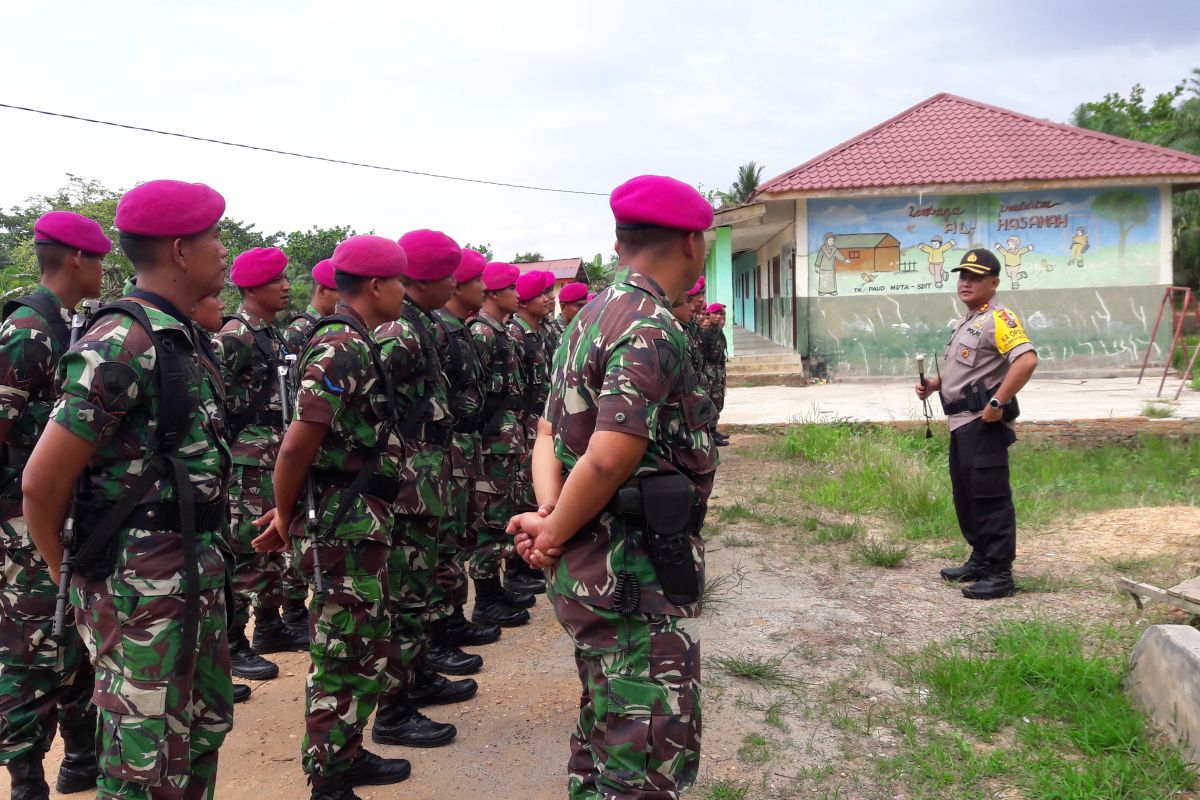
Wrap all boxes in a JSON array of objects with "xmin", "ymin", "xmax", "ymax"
[{"xmin": 2, "ymin": 0, "xmax": 1198, "ymax": 262}]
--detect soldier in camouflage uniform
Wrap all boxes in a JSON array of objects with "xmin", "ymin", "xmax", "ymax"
[
  {"xmin": 371, "ymin": 230, "xmax": 473, "ymax": 749},
  {"xmin": 468, "ymin": 263, "xmax": 533, "ymax": 627},
  {"xmin": 556, "ymin": 281, "xmax": 590, "ymax": 330},
  {"xmin": 252, "ymin": 235, "xmax": 411, "ymax": 800},
  {"xmin": 431, "ymin": 249, "xmax": 502, "ymax": 649},
  {"xmin": 217, "ymin": 247, "xmax": 308, "ymax": 684},
  {"xmin": 509, "ymin": 175, "xmax": 718, "ymax": 800},
  {"xmin": 536, "ymin": 271, "xmax": 564, "ymax": 355},
  {"xmin": 0, "ymin": 212, "xmax": 106, "ymax": 799},
  {"xmin": 23, "ymin": 180, "xmax": 236, "ymax": 800},
  {"xmin": 684, "ymin": 277, "xmax": 707, "ymax": 382},
  {"xmin": 278, "ymin": 259, "xmax": 340, "ymax": 637},
  {"xmin": 506, "ymin": 271, "xmax": 554, "ymax": 596},
  {"xmin": 701, "ymin": 303, "xmax": 729, "ymax": 446}
]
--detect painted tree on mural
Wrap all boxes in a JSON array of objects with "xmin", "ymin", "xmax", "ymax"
[{"xmin": 1093, "ymin": 190, "xmax": 1150, "ymax": 268}]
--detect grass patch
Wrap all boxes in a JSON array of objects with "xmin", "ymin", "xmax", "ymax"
[
  {"xmin": 703, "ymin": 781, "xmax": 748, "ymax": 800},
  {"xmin": 759, "ymin": 424, "xmax": 1200, "ymax": 541},
  {"xmin": 737, "ymin": 693, "xmax": 796, "ymax": 731},
  {"xmin": 737, "ymin": 732, "xmax": 773, "ymax": 765},
  {"xmin": 702, "ymin": 565, "xmax": 746, "ymax": 615},
  {"xmin": 802, "ymin": 516, "xmax": 820, "ymax": 532},
  {"xmin": 883, "ymin": 619, "xmax": 1196, "ymax": 798},
  {"xmin": 1142, "ymin": 401, "xmax": 1176, "ymax": 418},
  {"xmin": 1013, "ymin": 572, "xmax": 1077, "ymax": 593},
  {"xmin": 718, "ymin": 502, "xmax": 757, "ymax": 522},
  {"xmin": 1104, "ymin": 553, "xmax": 1165, "ymax": 574},
  {"xmin": 852, "ymin": 538, "xmax": 913, "ymax": 568},
  {"xmin": 721, "ymin": 533, "xmax": 755, "ymax": 548},
  {"xmin": 709, "ymin": 653, "xmax": 797, "ymax": 688},
  {"xmin": 813, "ymin": 518, "xmax": 862, "ymax": 543}
]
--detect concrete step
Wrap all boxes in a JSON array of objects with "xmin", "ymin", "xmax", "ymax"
[
  {"xmin": 729, "ymin": 363, "xmax": 806, "ymax": 376},
  {"xmin": 730, "ymin": 355, "xmax": 806, "ymax": 366}
]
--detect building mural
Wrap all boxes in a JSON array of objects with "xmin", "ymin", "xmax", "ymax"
[{"xmin": 807, "ymin": 186, "xmax": 1161, "ymax": 298}]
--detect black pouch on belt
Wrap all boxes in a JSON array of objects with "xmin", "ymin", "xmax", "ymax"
[{"xmin": 639, "ymin": 472, "xmax": 701, "ymax": 606}]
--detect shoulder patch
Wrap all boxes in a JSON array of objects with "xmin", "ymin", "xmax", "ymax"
[{"xmin": 993, "ymin": 309, "xmax": 1031, "ymax": 354}]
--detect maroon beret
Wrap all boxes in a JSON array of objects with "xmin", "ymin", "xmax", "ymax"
[
  {"xmin": 587, "ymin": 292, "xmax": 596, "ymax": 301},
  {"xmin": 398, "ymin": 229, "xmax": 462, "ymax": 281},
  {"xmin": 539, "ymin": 271, "xmax": 557, "ymax": 292},
  {"xmin": 515, "ymin": 272, "xmax": 546, "ymax": 303},
  {"xmin": 558, "ymin": 282, "xmax": 588, "ymax": 304},
  {"xmin": 331, "ymin": 235, "xmax": 407, "ymax": 278},
  {"xmin": 610, "ymin": 174, "xmax": 713, "ymax": 232},
  {"xmin": 687, "ymin": 276, "xmax": 706, "ymax": 297},
  {"xmin": 34, "ymin": 211, "xmax": 112, "ymax": 256},
  {"xmin": 482, "ymin": 262, "xmax": 519, "ymax": 292},
  {"xmin": 312, "ymin": 258, "xmax": 337, "ymax": 289},
  {"xmin": 230, "ymin": 247, "xmax": 288, "ymax": 288},
  {"xmin": 707, "ymin": 302, "xmax": 726, "ymax": 314},
  {"xmin": 115, "ymin": 179, "xmax": 225, "ymax": 238},
  {"xmin": 454, "ymin": 249, "xmax": 487, "ymax": 284}
]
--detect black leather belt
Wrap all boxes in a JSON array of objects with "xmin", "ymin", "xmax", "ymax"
[
  {"xmin": 80, "ymin": 499, "xmax": 227, "ymax": 534},
  {"xmin": 940, "ymin": 397, "xmax": 976, "ymax": 415},
  {"xmin": 313, "ymin": 469, "xmax": 401, "ymax": 503}
]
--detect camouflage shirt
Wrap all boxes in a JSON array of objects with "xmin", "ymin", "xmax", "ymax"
[
  {"xmin": 684, "ymin": 319, "xmax": 706, "ymax": 379},
  {"xmin": 293, "ymin": 303, "xmax": 402, "ymax": 544},
  {"xmin": 376, "ymin": 298, "xmax": 452, "ymax": 517},
  {"xmin": 545, "ymin": 271, "xmax": 718, "ymax": 617},
  {"xmin": 215, "ymin": 307, "xmax": 286, "ymax": 466},
  {"xmin": 539, "ymin": 316, "xmax": 563, "ymax": 362},
  {"xmin": 0, "ymin": 286, "xmax": 70, "ymax": 522},
  {"xmin": 509, "ymin": 315, "xmax": 550, "ymax": 443},
  {"xmin": 283, "ymin": 304, "xmax": 322, "ymax": 358},
  {"xmin": 433, "ymin": 308, "xmax": 484, "ymax": 479},
  {"xmin": 470, "ymin": 310, "xmax": 526, "ymax": 457},
  {"xmin": 52, "ymin": 299, "xmax": 232, "ymax": 594}
]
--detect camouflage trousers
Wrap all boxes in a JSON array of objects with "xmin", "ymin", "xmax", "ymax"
[
  {"xmin": 381, "ymin": 514, "xmax": 440, "ymax": 700},
  {"xmin": 427, "ymin": 476, "xmax": 472, "ymax": 622},
  {"xmin": 292, "ymin": 535, "xmax": 389, "ymax": 777},
  {"xmin": 228, "ymin": 464, "xmax": 305, "ymax": 625},
  {"xmin": 470, "ymin": 454, "xmax": 519, "ymax": 581},
  {"xmin": 550, "ymin": 590, "xmax": 702, "ymax": 800},
  {"xmin": 74, "ymin": 582, "xmax": 233, "ymax": 800},
  {"xmin": 0, "ymin": 526, "xmax": 94, "ymax": 763}
]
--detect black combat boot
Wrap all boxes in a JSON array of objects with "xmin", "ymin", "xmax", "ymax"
[
  {"xmin": 228, "ymin": 624, "xmax": 279, "ymax": 681},
  {"xmin": 345, "ymin": 748, "xmax": 411, "ymax": 786},
  {"xmin": 371, "ymin": 701, "xmax": 457, "ymax": 748},
  {"xmin": 425, "ymin": 618, "xmax": 483, "ymax": 675},
  {"xmin": 446, "ymin": 605, "xmax": 501, "ymax": 646},
  {"xmin": 471, "ymin": 578, "xmax": 530, "ymax": 627},
  {"xmin": 282, "ymin": 598, "xmax": 310, "ymax": 638},
  {"xmin": 8, "ymin": 750, "xmax": 49, "ymax": 800},
  {"xmin": 309, "ymin": 773, "xmax": 361, "ymax": 800},
  {"xmin": 232, "ymin": 683, "xmax": 252, "ymax": 704},
  {"xmin": 939, "ymin": 551, "xmax": 988, "ymax": 583},
  {"xmin": 252, "ymin": 606, "xmax": 310, "ymax": 653},
  {"xmin": 408, "ymin": 666, "xmax": 478, "ymax": 707},
  {"xmin": 961, "ymin": 568, "xmax": 1015, "ymax": 600},
  {"xmin": 55, "ymin": 706, "xmax": 98, "ymax": 794},
  {"xmin": 504, "ymin": 559, "xmax": 546, "ymax": 595},
  {"xmin": 488, "ymin": 572, "xmax": 535, "ymax": 609}
]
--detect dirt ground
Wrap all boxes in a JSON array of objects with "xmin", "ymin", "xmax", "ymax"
[{"xmin": 18, "ymin": 432, "xmax": 1200, "ymax": 799}]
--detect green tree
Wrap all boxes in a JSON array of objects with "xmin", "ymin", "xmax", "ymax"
[
  {"xmin": 513, "ymin": 251, "xmax": 544, "ymax": 263},
  {"xmin": 584, "ymin": 252, "xmax": 619, "ymax": 291},
  {"xmin": 1073, "ymin": 72, "xmax": 1200, "ymax": 283},
  {"xmin": 720, "ymin": 161, "xmax": 765, "ymax": 208},
  {"xmin": 463, "ymin": 242, "xmax": 493, "ymax": 261},
  {"xmin": 1093, "ymin": 190, "xmax": 1151, "ymax": 268},
  {"xmin": 280, "ymin": 225, "xmax": 355, "ymax": 313}
]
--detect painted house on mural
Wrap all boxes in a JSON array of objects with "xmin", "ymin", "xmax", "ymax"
[{"xmin": 703, "ymin": 92, "xmax": 1200, "ymax": 376}]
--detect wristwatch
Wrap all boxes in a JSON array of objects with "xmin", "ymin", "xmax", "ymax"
[{"xmin": 988, "ymin": 397, "xmax": 1003, "ymax": 409}]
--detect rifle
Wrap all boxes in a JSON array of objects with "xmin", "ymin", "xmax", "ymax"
[
  {"xmin": 917, "ymin": 353, "xmax": 933, "ymax": 439},
  {"xmin": 279, "ymin": 353, "xmax": 326, "ymax": 604},
  {"xmin": 52, "ymin": 300, "xmax": 99, "ymax": 638}
]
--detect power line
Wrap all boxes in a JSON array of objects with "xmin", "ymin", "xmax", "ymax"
[{"xmin": 0, "ymin": 102, "xmax": 608, "ymax": 197}]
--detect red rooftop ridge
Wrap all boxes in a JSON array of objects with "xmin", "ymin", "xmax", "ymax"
[
  {"xmin": 515, "ymin": 257, "xmax": 585, "ymax": 281},
  {"xmin": 758, "ymin": 93, "xmax": 1200, "ymax": 195}
]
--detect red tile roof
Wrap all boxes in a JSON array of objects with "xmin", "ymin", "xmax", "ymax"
[
  {"xmin": 759, "ymin": 93, "xmax": 1200, "ymax": 195},
  {"xmin": 515, "ymin": 258, "xmax": 585, "ymax": 281}
]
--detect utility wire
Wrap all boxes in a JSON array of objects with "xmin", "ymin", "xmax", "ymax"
[{"xmin": 0, "ymin": 102, "xmax": 608, "ymax": 197}]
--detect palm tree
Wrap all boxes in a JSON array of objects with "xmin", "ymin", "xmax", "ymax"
[{"xmin": 720, "ymin": 162, "xmax": 765, "ymax": 208}]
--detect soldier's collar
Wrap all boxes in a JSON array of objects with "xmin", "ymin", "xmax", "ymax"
[
  {"xmin": 236, "ymin": 306, "xmax": 273, "ymax": 330},
  {"xmin": 623, "ymin": 271, "xmax": 668, "ymax": 302}
]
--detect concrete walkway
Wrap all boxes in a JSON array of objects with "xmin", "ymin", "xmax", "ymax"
[{"xmin": 721, "ymin": 376, "xmax": 1200, "ymax": 425}]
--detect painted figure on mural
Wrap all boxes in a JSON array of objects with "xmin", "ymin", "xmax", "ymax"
[
  {"xmin": 917, "ymin": 235, "xmax": 956, "ymax": 288},
  {"xmin": 1068, "ymin": 226, "xmax": 1089, "ymax": 268},
  {"xmin": 814, "ymin": 233, "xmax": 850, "ymax": 296},
  {"xmin": 993, "ymin": 235, "xmax": 1035, "ymax": 289}
]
